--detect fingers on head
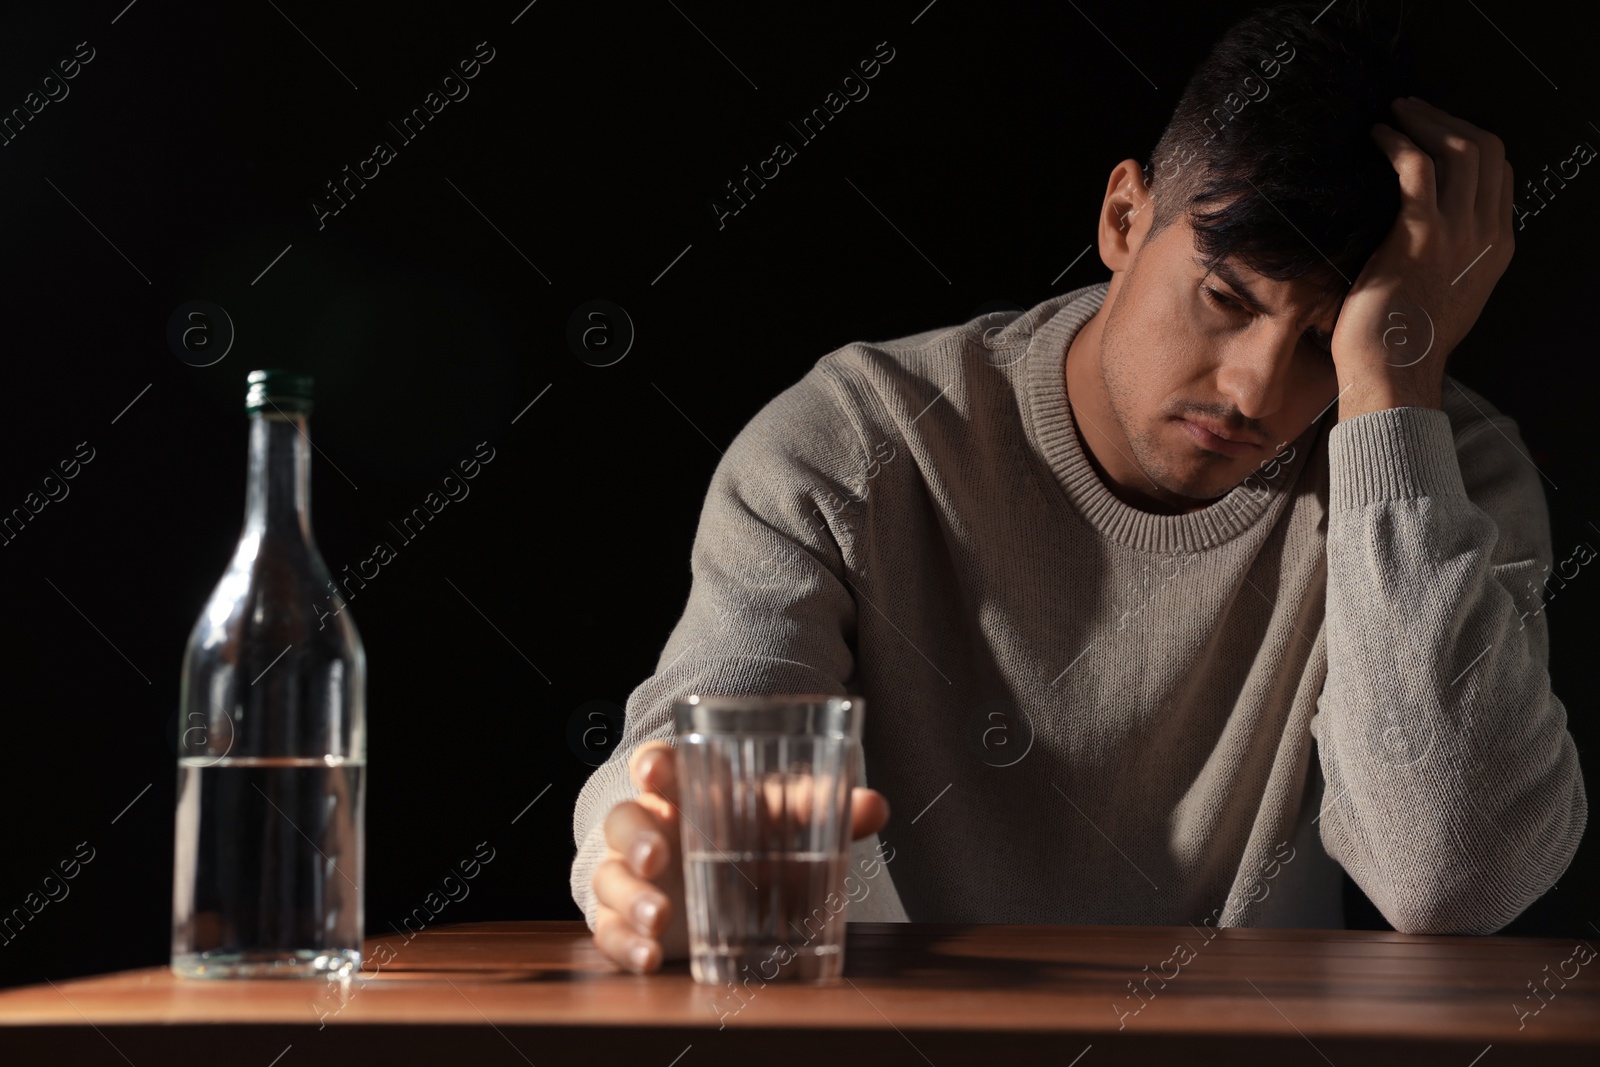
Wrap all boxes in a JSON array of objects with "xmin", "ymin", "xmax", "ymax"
[
  {"xmin": 1439, "ymin": 133, "xmax": 1477, "ymax": 159},
  {"xmin": 1419, "ymin": 101, "xmax": 1503, "ymax": 167},
  {"xmin": 1478, "ymin": 131, "xmax": 1506, "ymax": 167},
  {"xmin": 1375, "ymin": 129, "xmax": 1439, "ymax": 215}
]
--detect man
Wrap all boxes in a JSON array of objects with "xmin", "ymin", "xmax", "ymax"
[{"xmin": 571, "ymin": 0, "xmax": 1588, "ymax": 973}]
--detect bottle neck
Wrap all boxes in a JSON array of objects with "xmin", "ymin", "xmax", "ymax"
[{"xmin": 244, "ymin": 411, "xmax": 313, "ymax": 543}]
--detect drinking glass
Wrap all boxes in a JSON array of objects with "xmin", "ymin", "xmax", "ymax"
[{"xmin": 673, "ymin": 693, "xmax": 864, "ymax": 985}]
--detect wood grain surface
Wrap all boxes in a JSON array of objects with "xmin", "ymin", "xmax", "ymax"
[{"xmin": 1, "ymin": 920, "xmax": 1595, "ymax": 1065}]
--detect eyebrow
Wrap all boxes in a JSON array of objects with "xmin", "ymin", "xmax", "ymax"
[
  {"xmin": 1199, "ymin": 258, "xmax": 1337, "ymax": 341},
  {"xmin": 1201, "ymin": 259, "xmax": 1271, "ymax": 315}
]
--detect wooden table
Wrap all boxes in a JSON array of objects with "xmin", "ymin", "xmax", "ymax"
[{"xmin": 2, "ymin": 920, "xmax": 1596, "ymax": 1064}]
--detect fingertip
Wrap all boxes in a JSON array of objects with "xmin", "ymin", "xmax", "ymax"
[
  {"xmin": 628, "ymin": 940, "xmax": 657, "ymax": 973},
  {"xmin": 630, "ymin": 741, "xmax": 668, "ymax": 789},
  {"xmin": 640, "ymin": 747, "xmax": 675, "ymax": 791},
  {"xmin": 867, "ymin": 788, "xmax": 890, "ymax": 821},
  {"xmin": 853, "ymin": 789, "xmax": 891, "ymax": 836},
  {"xmin": 630, "ymin": 747, "xmax": 653, "ymax": 787},
  {"xmin": 629, "ymin": 828, "xmax": 665, "ymax": 877}
]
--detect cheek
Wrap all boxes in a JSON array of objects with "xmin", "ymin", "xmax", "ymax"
[
  {"xmin": 1292, "ymin": 355, "xmax": 1341, "ymax": 400},
  {"xmin": 1111, "ymin": 298, "xmax": 1194, "ymax": 381},
  {"xmin": 1157, "ymin": 290, "xmax": 1218, "ymax": 369},
  {"xmin": 1113, "ymin": 335, "xmax": 1194, "ymax": 414},
  {"xmin": 1282, "ymin": 366, "xmax": 1341, "ymax": 434},
  {"xmin": 1101, "ymin": 271, "xmax": 1211, "ymax": 416}
]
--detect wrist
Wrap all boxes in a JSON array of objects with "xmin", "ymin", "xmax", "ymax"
[{"xmin": 1335, "ymin": 380, "xmax": 1441, "ymax": 422}]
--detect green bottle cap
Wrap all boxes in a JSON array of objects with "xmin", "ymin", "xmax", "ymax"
[{"xmin": 246, "ymin": 369, "xmax": 314, "ymax": 414}]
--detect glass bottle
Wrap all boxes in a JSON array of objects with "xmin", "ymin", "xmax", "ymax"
[{"xmin": 171, "ymin": 369, "xmax": 366, "ymax": 978}]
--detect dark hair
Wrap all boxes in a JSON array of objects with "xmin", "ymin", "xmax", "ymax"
[{"xmin": 1143, "ymin": 0, "xmax": 1416, "ymax": 299}]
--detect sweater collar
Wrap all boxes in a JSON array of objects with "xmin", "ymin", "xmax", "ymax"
[{"xmin": 1017, "ymin": 280, "xmax": 1323, "ymax": 553}]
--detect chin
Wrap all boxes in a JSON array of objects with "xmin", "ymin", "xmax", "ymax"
[{"xmin": 1157, "ymin": 461, "xmax": 1242, "ymax": 503}]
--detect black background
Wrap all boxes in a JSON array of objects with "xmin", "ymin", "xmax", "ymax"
[{"xmin": 0, "ymin": 0, "xmax": 1595, "ymax": 990}]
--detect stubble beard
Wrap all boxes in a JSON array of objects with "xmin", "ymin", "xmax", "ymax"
[{"xmin": 1097, "ymin": 305, "xmax": 1222, "ymax": 505}]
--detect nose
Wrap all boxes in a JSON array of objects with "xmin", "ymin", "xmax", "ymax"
[{"xmin": 1213, "ymin": 327, "xmax": 1297, "ymax": 423}]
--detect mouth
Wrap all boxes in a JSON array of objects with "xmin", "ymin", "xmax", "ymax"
[{"xmin": 1176, "ymin": 417, "xmax": 1264, "ymax": 458}]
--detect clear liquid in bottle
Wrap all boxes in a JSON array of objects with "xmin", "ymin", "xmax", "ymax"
[{"xmin": 171, "ymin": 370, "xmax": 366, "ymax": 979}]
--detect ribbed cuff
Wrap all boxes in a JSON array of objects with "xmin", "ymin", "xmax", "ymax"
[
  {"xmin": 1328, "ymin": 405, "xmax": 1464, "ymax": 510},
  {"xmin": 570, "ymin": 819, "xmax": 610, "ymax": 932}
]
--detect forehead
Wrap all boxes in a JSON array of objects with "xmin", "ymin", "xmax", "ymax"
[{"xmin": 1149, "ymin": 211, "xmax": 1345, "ymax": 313}]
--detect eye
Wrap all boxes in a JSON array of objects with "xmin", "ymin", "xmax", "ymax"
[{"xmin": 1205, "ymin": 284, "xmax": 1335, "ymax": 361}]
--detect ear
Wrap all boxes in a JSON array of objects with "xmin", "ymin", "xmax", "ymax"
[{"xmin": 1095, "ymin": 159, "xmax": 1154, "ymax": 272}]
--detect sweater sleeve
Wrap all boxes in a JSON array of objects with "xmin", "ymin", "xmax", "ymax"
[
  {"xmin": 569, "ymin": 358, "xmax": 878, "ymax": 930},
  {"xmin": 1311, "ymin": 377, "xmax": 1588, "ymax": 934}
]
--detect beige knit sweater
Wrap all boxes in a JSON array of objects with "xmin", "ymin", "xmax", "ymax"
[{"xmin": 570, "ymin": 280, "xmax": 1586, "ymax": 935}]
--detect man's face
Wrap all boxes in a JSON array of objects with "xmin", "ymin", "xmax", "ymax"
[{"xmin": 1081, "ymin": 187, "xmax": 1345, "ymax": 509}]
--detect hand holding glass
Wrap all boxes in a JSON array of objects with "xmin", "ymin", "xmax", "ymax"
[
  {"xmin": 674, "ymin": 694, "xmax": 866, "ymax": 984},
  {"xmin": 590, "ymin": 695, "xmax": 887, "ymax": 979}
]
